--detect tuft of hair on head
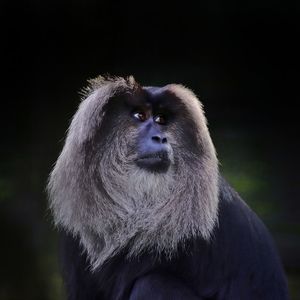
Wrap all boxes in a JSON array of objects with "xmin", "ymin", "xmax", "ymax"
[{"xmin": 79, "ymin": 74, "xmax": 138, "ymax": 100}]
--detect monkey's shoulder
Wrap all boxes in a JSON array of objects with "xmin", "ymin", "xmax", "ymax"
[
  {"xmin": 214, "ymin": 177, "xmax": 287, "ymax": 282},
  {"xmin": 216, "ymin": 176, "xmax": 281, "ymax": 259}
]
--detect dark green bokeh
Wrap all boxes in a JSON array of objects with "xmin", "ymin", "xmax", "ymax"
[{"xmin": 1, "ymin": 0, "xmax": 299, "ymax": 299}]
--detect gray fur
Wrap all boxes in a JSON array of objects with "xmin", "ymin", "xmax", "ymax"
[{"xmin": 47, "ymin": 76, "xmax": 219, "ymax": 270}]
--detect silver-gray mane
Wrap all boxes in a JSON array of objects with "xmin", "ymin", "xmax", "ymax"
[{"xmin": 47, "ymin": 76, "xmax": 219, "ymax": 270}]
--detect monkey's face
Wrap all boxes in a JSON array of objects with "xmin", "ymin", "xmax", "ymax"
[
  {"xmin": 98, "ymin": 86, "xmax": 202, "ymax": 177},
  {"xmin": 130, "ymin": 101, "xmax": 173, "ymax": 173}
]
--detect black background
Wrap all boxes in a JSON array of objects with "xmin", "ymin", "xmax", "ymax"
[{"xmin": 1, "ymin": 1, "xmax": 300, "ymax": 299}]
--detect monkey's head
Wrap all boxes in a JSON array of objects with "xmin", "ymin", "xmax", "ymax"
[{"xmin": 48, "ymin": 76, "xmax": 219, "ymax": 269}]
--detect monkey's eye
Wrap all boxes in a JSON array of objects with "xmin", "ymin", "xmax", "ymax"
[
  {"xmin": 132, "ymin": 111, "xmax": 147, "ymax": 122},
  {"xmin": 154, "ymin": 114, "xmax": 167, "ymax": 125}
]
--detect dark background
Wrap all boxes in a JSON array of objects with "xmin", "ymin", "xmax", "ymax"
[{"xmin": 1, "ymin": 1, "xmax": 299, "ymax": 299}]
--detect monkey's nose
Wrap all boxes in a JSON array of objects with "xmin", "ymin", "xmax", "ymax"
[{"xmin": 151, "ymin": 135, "xmax": 167, "ymax": 144}]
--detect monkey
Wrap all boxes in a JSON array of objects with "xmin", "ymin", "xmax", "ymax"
[{"xmin": 48, "ymin": 75, "xmax": 289, "ymax": 299}]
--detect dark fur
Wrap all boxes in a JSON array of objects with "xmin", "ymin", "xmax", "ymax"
[{"xmin": 49, "ymin": 76, "xmax": 289, "ymax": 299}]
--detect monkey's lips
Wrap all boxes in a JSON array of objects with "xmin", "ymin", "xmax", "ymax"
[{"xmin": 136, "ymin": 151, "xmax": 171, "ymax": 172}]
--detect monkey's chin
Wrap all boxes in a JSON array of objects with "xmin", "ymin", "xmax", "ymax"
[{"xmin": 135, "ymin": 156, "xmax": 171, "ymax": 173}]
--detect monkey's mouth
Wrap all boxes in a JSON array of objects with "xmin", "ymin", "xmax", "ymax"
[{"xmin": 136, "ymin": 151, "xmax": 171, "ymax": 172}]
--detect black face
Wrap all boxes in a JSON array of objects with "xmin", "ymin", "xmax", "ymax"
[{"xmin": 131, "ymin": 87, "xmax": 173, "ymax": 173}]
